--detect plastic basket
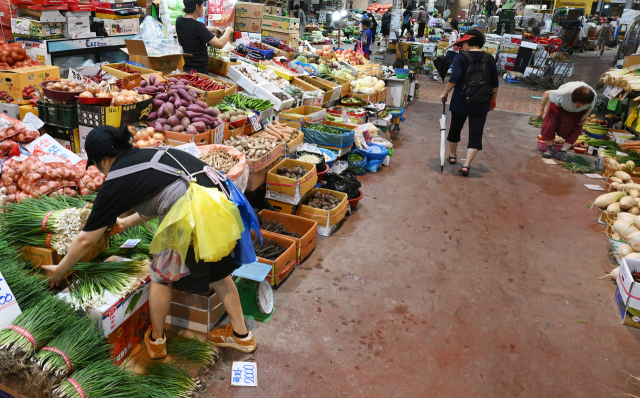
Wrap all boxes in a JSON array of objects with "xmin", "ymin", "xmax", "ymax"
[
  {"xmin": 246, "ymin": 45, "xmax": 274, "ymax": 60},
  {"xmin": 227, "ymin": 64, "xmax": 268, "ymax": 94},
  {"xmin": 37, "ymin": 100, "xmax": 78, "ymax": 129},
  {"xmin": 255, "ymin": 83, "xmax": 294, "ymax": 111}
]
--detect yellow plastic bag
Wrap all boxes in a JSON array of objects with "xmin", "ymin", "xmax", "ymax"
[
  {"xmin": 150, "ymin": 182, "xmax": 244, "ymax": 264},
  {"xmin": 626, "ymin": 105, "xmax": 638, "ymax": 128}
]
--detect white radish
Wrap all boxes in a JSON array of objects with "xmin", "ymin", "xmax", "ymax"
[
  {"xmin": 615, "ymin": 244, "xmax": 635, "ymax": 258},
  {"xmin": 620, "ymin": 196, "xmax": 635, "ymax": 210},
  {"xmin": 618, "ymin": 212, "xmax": 637, "ymax": 223},
  {"xmin": 610, "ymin": 176, "xmax": 624, "ymax": 184},
  {"xmin": 623, "ymin": 183, "xmax": 640, "ymax": 193},
  {"xmin": 595, "ymin": 192, "xmax": 626, "ymax": 208},
  {"xmin": 614, "ymin": 220, "xmax": 636, "ymax": 239},
  {"xmin": 611, "ymin": 232, "xmax": 623, "ymax": 241},
  {"xmin": 615, "ymin": 170, "xmax": 632, "ymax": 182},
  {"xmin": 631, "ymin": 189, "xmax": 640, "ymax": 198},
  {"xmin": 611, "ymin": 182, "xmax": 621, "ymax": 191},
  {"xmin": 628, "ymin": 231, "xmax": 640, "ymax": 250},
  {"xmin": 600, "ymin": 267, "xmax": 620, "ymax": 280},
  {"xmin": 631, "ymin": 207, "xmax": 640, "ymax": 215},
  {"xmin": 608, "ymin": 202, "xmax": 622, "ymax": 214}
]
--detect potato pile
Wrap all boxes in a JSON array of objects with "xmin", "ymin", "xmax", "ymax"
[
  {"xmin": 307, "ymin": 191, "xmax": 341, "ymax": 210},
  {"xmin": 277, "ymin": 165, "xmax": 308, "ymax": 180},
  {"xmin": 223, "ymin": 135, "xmax": 279, "ymax": 160},
  {"xmin": 212, "ymin": 107, "xmax": 246, "ymax": 123}
]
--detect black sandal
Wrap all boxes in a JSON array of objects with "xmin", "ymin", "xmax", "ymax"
[
  {"xmin": 459, "ymin": 166, "xmax": 470, "ymax": 176},
  {"xmin": 448, "ymin": 155, "xmax": 457, "ymax": 164}
]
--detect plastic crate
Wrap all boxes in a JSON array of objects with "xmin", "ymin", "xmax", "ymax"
[
  {"xmin": 37, "ymin": 100, "xmax": 78, "ymax": 129},
  {"xmin": 246, "ymin": 45, "xmax": 274, "ymax": 60}
]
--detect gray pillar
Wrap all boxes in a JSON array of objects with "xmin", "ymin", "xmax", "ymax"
[
  {"xmin": 626, "ymin": 0, "xmax": 633, "ymax": 12},
  {"xmin": 596, "ymin": 0, "xmax": 603, "ymax": 14}
]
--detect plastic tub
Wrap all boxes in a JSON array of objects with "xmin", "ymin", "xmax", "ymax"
[
  {"xmin": 76, "ymin": 96, "xmax": 112, "ymax": 105},
  {"xmin": 587, "ymin": 131, "xmax": 607, "ymax": 140},
  {"xmin": 228, "ymin": 116, "xmax": 247, "ymax": 128},
  {"xmin": 348, "ymin": 189, "xmax": 364, "ymax": 210},
  {"xmin": 40, "ymin": 80, "xmax": 84, "ymax": 102},
  {"xmin": 247, "ymin": 45, "xmax": 274, "ymax": 60},
  {"xmin": 227, "ymin": 64, "xmax": 267, "ymax": 94},
  {"xmin": 536, "ymin": 139, "xmax": 563, "ymax": 152},
  {"xmin": 318, "ymin": 147, "xmax": 337, "ymax": 168},
  {"xmin": 394, "ymin": 68, "xmax": 410, "ymax": 79},
  {"xmin": 573, "ymin": 146, "xmax": 587, "ymax": 154},
  {"xmin": 316, "ymin": 163, "xmax": 329, "ymax": 182},
  {"xmin": 255, "ymin": 83, "xmax": 294, "ymax": 111}
]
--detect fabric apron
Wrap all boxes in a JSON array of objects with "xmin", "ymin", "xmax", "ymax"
[{"xmin": 105, "ymin": 147, "xmax": 230, "ymax": 283}]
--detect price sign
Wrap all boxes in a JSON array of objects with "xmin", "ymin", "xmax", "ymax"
[
  {"xmin": 584, "ymin": 184, "xmax": 605, "ymax": 191},
  {"xmin": 248, "ymin": 112, "xmax": 262, "ymax": 132},
  {"xmin": 175, "ymin": 142, "xmax": 199, "ymax": 157},
  {"xmin": 39, "ymin": 154, "xmax": 61, "ymax": 163},
  {"xmin": 0, "ymin": 271, "xmax": 22, "ymax": 330},
  {"xmin": 584, "ymin": 173, "xmax": 606, "ymax": 179},
  {"xmin": 122, "ymin": 74, "xmax": 142, "ymax": 89},
  {"xmin": 603, "ymin": 85, "xmax": 613, "ymax": 98},
  {"xmin": 22, "ymin": 113, "xmax": 44, "ymax": 131},
  {"xmin": 231, "ymin": 362, "xmax": 257, "ymax": 387},
  {"xmin": 262, "ymin": 119, "xmax": 271, "ymax": 128},
  {"xmin": 610, "ymin": 86, "xmax": 624, "ymax": 98},
  {"xmin": 342, "ymin": 109, "xmax": 348, "ymax": 123},
  {"xmin": 68, "ymin": 68, "xmax": 91, "ymax": 85},
  {"xmin": 213, "ymin": 123, "xmax": 224, "ymax": 144},
  {"xmin": 330, "ymin": 88, "xmax": 341, "ymax": 102},
  {"xmin": 241, "ymin": 32, "xmax": 251, "ymax": 45},
  {"xmin": 120, "ymin": 239, "xmax": 141, "ymax": 248}
]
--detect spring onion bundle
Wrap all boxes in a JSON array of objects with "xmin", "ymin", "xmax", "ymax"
[
  {"xmin": 33, "ymin": 316, "xmax": 108, "ymax": 378},
  {"xmin": 141, "ymin": 361, "xmax": 202, "ymax": 397},
  {"xmin": 561, "ymin": 155, "xmax": 596, "ymax": 173},
  {"xmin": 100, "ymin": 218, "xmax": 158, "ymax": 261},
  {"xmin": 68, "ymin": 260, "xmax": 147, "ymax": 310},
  {"xmin": 54, "ymin": 359, "xmax": 135, "ymax": 398},
  {"xmin": 167, "ymin": 334, "xmax": 219, "ymax": 368},
  {"xmin": 0, "ymin": 240, "xmax": 48, "ymax": 311},
  {"xmin": 0, "ymin": 296, "xmax": 75, "ymax": 357}
]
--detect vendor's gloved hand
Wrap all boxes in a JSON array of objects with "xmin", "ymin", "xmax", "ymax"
[{"xmin": 490, "ymin": 99, "xmax": 497, "ymax": 111}]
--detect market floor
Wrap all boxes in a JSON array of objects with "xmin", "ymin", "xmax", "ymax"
[{"xmin": 201, "ymin": 101, "xmax": 640, "ymax": 397}]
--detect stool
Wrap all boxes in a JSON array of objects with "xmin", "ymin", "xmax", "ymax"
[{"xmin": 504, "ymin": 71, "xmax": 523, "ymax": 84}]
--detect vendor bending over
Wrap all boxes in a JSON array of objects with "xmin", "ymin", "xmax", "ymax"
[{"xmin": 537, "ymin": 82, "xmax": 596, "ymax": 161}]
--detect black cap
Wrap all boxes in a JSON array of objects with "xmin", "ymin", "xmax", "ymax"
[{"xmin": 84, "ymin": 125, "xmax": 118, "ymax": 170}]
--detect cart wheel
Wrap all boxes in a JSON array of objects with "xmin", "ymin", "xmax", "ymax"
[{"xmin": 393, "ymin": 60, "xmax": 404, "ymax": 69}]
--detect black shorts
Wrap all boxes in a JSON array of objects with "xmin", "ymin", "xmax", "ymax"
[
  {"xmin": 381, "ymin": 28, "xmax": 390, "ymax": 36},
  {"xmin": 172, "ymin": 247, "xmax": 240, "ymax": 294}
]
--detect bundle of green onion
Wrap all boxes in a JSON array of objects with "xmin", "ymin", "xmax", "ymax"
[
  {"xmin": 0, "ymin": 240, "xmax": 48, "ymax": 311},
  {"xmin": 33, "ymin": 316, "xmax": 108, "ymax": 378},
  {"xmin": 0, "ymin": 296, "xmax": 75, "ymax": 357},
  {"xmin": 140, "ymin": 361, "xmax": 202, "ymax": 397},
  {"xmin": 561, "ymin": 155, "xmax": 596, "ymax": 174},
  {"xmin": 53, "ymin": 359, "xmax": 135, "ymax": 398},
  {"xmin": 100, "ymin": 218, "xmax": 159, "ymax": 261},
  {"xmin": 68, "ymin": 260, "xmax": 147, "ymax": 310},
  {"xmin": 167, "ymin": 334, "xmax": 219, "ymax": 368}
]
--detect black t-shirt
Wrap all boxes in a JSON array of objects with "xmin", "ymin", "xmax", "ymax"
[
  {"xmin": 83, "ymin": 147, "xmax": 216, "ymax": 232},
  {"xmin": 176, "ymin": 16, "xmax": 215, "ymax": 74}
]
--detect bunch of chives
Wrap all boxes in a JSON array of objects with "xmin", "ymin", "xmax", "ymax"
[
  {"xmin": 53, "ymin": 359, "xmax": 135, "ymax": 398},
  {"xmin": 102, "ymin": 218, "xmax": 159, "ymax": 261},
  {"xmin": 141, "ymin": 361, "xmax": 201, "ymax": 397},
  {"xmin": 69, "ymin": 260, "xmax": 147, "ymax": 310},
  {"xmin": 33, "ymin": 316, "xmax": 109, "ymax": 378},
  {"xmin": 167, "ymin": 334, "xmax": 219, "ymax": 368},
  {"xmin": 0, "ymin": 240, "xmax": 49, "ymax": 311},
  {"xmin": 0, "ymin": 296, "xmax": 75, "ymax": 357}
]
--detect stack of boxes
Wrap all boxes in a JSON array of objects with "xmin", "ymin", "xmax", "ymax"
[
  {"xmin": 233, "ymin": 1, "xmax": 301, "ymax": 48},
  {"xmin": 235, "ymin": 2, "xmax": 264, "ymax": 34},
  {"xmin": 64, "ymin": 11, "xmax": 95, "ymax": 39},
  {"xmin": 93, "ymin": 2, "xmax": 141, "ymax": 37}
]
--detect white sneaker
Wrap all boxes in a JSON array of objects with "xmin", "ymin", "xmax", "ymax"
[{"xmin": 597, "ymin": 54, "xmax": 601, "ymax": 58}]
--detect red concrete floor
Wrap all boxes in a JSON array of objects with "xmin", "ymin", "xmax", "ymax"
[{"xmin": 201, "ymin": 100, "xmax": 640, "ymax": 397}]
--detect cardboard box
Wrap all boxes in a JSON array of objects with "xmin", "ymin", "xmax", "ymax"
[
  {"xmin": 262, "ymin": 29, "xmax": 299, "ymax": 47},
  {"xmin": 22, "ymin": 231, "xmax": 109, "ymax": 266},
  {"xmin": 624, "ymin": 55, "xmax": 640, "ymax": 68},
  {"xmin": 94, "ymin": 17, "xmax": 140, "ymax": 36},
  {"xmin": 48, "ymin": 125, "xmax": 81, "ymax": 153},
  {"xmin": 166, "ymin": 288, "xmax": 225, "ymax": 333},
  {"xmin": 266, "ymin": 158, "xmax": 317, "ymax": 198},
  {"xmin": 207, "ymin": 57, "xmax": 240, "ymax": 77},
  {"xmin": 247, "ymin": 140, "xmax": 284, "ymax": 174},
  {"xmin": 278, "ymin": 105, "xmax": 326, "ymax": 128},
  {"xmin": 258, "ymin": 209, "xmax": 317, "ymax": 264},
  {"xmin": 0, "ymin": 384, "xmax": 29, "ymax": 398},
  {"xmin": 124, "ymin": 39, "xmax": 186, "ymax": 74},
  {"xmin": 246, "ymin": 154, "xmax": 281, "ymax": 192},
  {"xmin": 0, "ymin": 65, "xmax": 60, "ymax": 105},
  {"xmin": 254, "ymin": 230, "xmax": 297, "ymax": 286},
  {"xmin": 11, "ymin": 18, "xmax": 64, "ymax": 39},
  {"xmin": 261, "ymin": 15, "xmax": 299, "ymax": 33},
  {"xmin": 378, "ymin": 87, "xmax": 387, "ymax": 103},
  {"xmin": 235, "ymin": 17, "xmax": 262, "ymax": 33},
  {"xmin": 266, "ymin": 198, "xmax": 297, "ymax": 214},
  {"xmin": 164, "ymin": 72, "xmax": 235, "ymax": 107},
  {"xmin": 331, "ymin": 75, "xmax": 351, "ymax": 97},
  {"xmin": 19, "ymin": 104, "xmax": 37, "ymax": 120},
  {"xmin": 298, "ymin": 188, "xmax": 348, "ymax": 228},
  {"xmin": 164, "ymin": 129, "xmax": 212, "ymax": 146},
  {"xmin": 235, "ymin": 1, "xmax": 264, "ymax": 18},
  {"xmin": 301, "ymin": 75, "xmax": 341, "ymax": 103},
  {"xmin": 93, "ymin": 1, "xmax": 138, "ymax": 9},
  {"xmin": 100, "ymin": 62, "xmax": 160, "ymax": 79},
  {"xmin": 617, "ymin": 258, "xmax": 640, "ymax": 312},
  {"xmin": 351, "ymin": 91, "xmax": 379, "ymax": 103},
  {"xmin": 65, "ymin": 16, "xmax": 91, "ymax": 38},
  {"xmin": 0, "ymin": 103, "xmax": 20, "ymax": 119},
  {"xmin": 77, "ymin": 98, "xmax": 154, "ymax": 128}
]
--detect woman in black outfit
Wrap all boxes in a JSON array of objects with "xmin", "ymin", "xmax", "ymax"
[
  {"xmin": 380, "ymin": 7, "xmax": 392, "ymax": 46},
  {"xmin": 439, "ymin": 29, "xmax": 500, "ymax": 177}
]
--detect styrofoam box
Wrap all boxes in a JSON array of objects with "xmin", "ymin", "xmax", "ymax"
[
  {"xmin": 228, "ymin": 64, "xmax": 268, "ymax": 95},
  {"xmin": 618, "ymin": 258, "xmax": 640, "ymax": 311},
  {"xmin": 255, "ymin": 83, "xmax": 294, "ymax": 111}
]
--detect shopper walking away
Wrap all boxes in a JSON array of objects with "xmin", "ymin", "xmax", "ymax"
[
  {"xmin": 417, "ymin": 6, "xmax": 428, "ymax": 38},
  {"xmin": 597, "ymin": 18, "xmax": 614, "ymax": 58},
  {"xmin": 380, "ymin": 7, "xmax": 392, "ymax": 46},
  {"xmin": 42, "ymin": 126, "xmax": 258, "ymax": 359},
  {"xmin": 443, "ymin": 19, "xmax": 460, "ymax": 62},
  {"xmin": 439, "ymin": 29, "xmax": 500, "ymax": 177},
  {"xmin": 294, "ymin": 4, "xmax": 306, "ymax": 37},
  {"xmin": 401, "ymin": 8, "xmax": 413, "ymax": 37},
  {"xmin": 367, "ymin": 10, "xmax": 378, "ymax": 38},
  {"xmin": 358, "ymin": 18, "xmax": 373, "ymax": 59},
  {"xmin": 537, "ymin": 82, "xmax": 595, "ymax": 161},
  {"xmin": 176, "ymin": 0, "xmax": 233, "ymax": 74}
]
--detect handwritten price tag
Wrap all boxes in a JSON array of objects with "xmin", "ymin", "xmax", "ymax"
[
  {"xmin": 122, "ymin": 74, "xmax": 142, "ymax": 90},
  {"xmin": 22, "ymin": 113, "xmax": 44, "ymax": 131},
  {"xmin": 213, "ymin": 123, "xmax": 224, "ymax": 144},
  {"xmin": 330, "ymin": 88, "xmax": 341, "ymax": 102},
  {"xmin": 584, "ymin": 184, "xmax": 605, "ymax": 191},
  {"xmin": 175, "ymin": 142, "xmax": 199, "ymax": 157},
  {"xmin": 231, "ymin": 362, "xmax": 257, "ymax": 387},
  {"xmin": 0, "ymin": 271, "xmax": 22, "ymax": 330},
  {"xmin": 120, "ymin": 239, "xmax": 140, "ymax": 248},
  {"xmin": 68, "ymin": 68, "xmax": 91, "ymax": 85}
]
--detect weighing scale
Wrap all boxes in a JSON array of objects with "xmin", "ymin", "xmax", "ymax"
[{"xmin": 233, "ymin": 262, "xmax": 275, "ymax": 322}]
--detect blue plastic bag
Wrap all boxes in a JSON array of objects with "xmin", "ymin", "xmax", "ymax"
[
  {"xmin": 225, "ymin": 179, "xmax": 262, "ymax": 265},
  {"xmin": 353, "ymin": 143, "xmax": 388, "ymax": 172}
]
